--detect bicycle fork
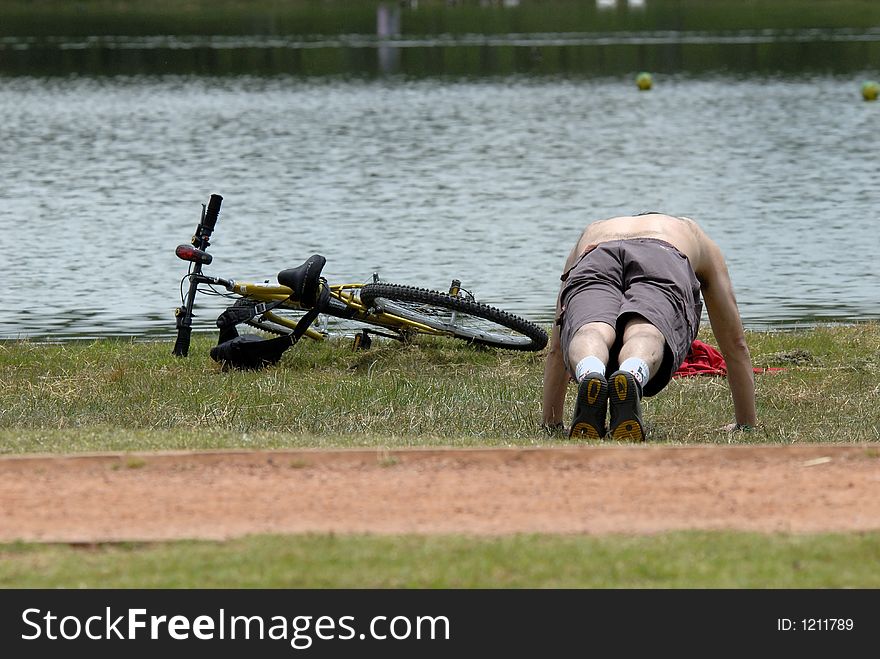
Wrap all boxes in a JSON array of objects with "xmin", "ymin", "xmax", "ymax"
[{"xmin": 173, "ymin": 194, "xmax": 223, "ymax": 357}]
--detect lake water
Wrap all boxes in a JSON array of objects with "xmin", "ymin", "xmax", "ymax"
[{"xmin": 1, "ymin": 1, "xmax": 878, "ymax": 339}]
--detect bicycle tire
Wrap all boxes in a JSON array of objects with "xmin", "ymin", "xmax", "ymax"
[{"xmin": 359, "ymin": 283, "xmax": 548, "ymax": 351}]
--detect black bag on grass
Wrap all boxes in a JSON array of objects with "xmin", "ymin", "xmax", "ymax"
[{"xmin": 210, "ymin": 332, "xmax": 295, "ymax": 371}]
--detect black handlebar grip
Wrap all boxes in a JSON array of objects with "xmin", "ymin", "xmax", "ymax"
[{"xmin": 203, "ymin": 194, "xmax": 223, "ymax": 230}]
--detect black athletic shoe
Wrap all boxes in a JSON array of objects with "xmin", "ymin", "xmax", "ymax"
[
  {"xmin": 568, "ymin": 372, "xmax": 608, "ymax": 439},
  {"xmin": 608, "ymin": 370, "xmax": 645, "ymax": 441}
]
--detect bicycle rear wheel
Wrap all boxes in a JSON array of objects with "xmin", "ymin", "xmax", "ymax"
[
  {"xmin": 360, "ymin": 283, "xmax": 548, "ymax": 351},
  {"xmin": 230, "ymin": 296, "xmax": 389, "ymax": 339},
  {"xmin": 228, "ymin": 297, "xmax": 302, "ymax": 336}
]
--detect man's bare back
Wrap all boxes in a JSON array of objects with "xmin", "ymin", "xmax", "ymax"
[{"xmin": 572, "ymin": 214, "xmax": 709, "ymax": 279}]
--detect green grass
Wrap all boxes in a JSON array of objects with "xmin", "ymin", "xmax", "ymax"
[
  {"xmin": 1, "ymin": 324, "xmax": 878, "ymax": 589},
  {"xmin": 0, "ymin": 323, "xmax": 878, "ymax": 453},
  {"xmin": 2, "ymin": 532, "xmax": 879, "ymax": 588}
]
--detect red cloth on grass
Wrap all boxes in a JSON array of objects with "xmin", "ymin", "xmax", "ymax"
[{"xmin": 673, "ymin": 339, "xmax": 782, "ymax": 378}]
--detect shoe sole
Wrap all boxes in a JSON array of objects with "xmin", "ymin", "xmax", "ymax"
[
  {"xmin": 608, "ymin": 371, "xmax": 645, "ymax": 442},
  {"xmin": 569, "ymin": 375, "xmax": 608, "ymax": 439}
]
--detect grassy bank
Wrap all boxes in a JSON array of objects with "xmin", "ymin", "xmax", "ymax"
[
  {"xmin": 2, "ymin": 324, "xmax": 878, "ymax": 589},
  {"xmin": 3, "ymin": 531, "xmax": 879, "ymax": 588},
  {"xmin": 1, "ymin": 323, "xmax": 878, "ymax": 454}
]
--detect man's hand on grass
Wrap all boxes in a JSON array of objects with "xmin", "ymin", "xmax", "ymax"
[
  {"xmin": 541, "ymin": 422, "xmax": 566, "ymax": 436},
  {"xmin": 719, "ymin": 422, "xmax": 759, "ymax": 433}
]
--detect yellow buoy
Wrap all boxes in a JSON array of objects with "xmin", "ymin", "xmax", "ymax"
[
  {"xmin": 862, "ymin": 80, "xmax": 879, "ymax": 101},
  {"xmin": 635, "ymin": 72, "xmax": 653, "ymax": 91}
]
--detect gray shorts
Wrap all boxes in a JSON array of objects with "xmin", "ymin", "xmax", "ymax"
[{"xmin": 558, "ymin": 238, "xmax": 703, "ymax": 396}]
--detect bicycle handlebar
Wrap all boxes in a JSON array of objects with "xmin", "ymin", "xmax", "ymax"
[
  {"xmin": 204, "ymin": 194, "xmax": 223, "ymax": 230},
  {"xmin": 192, "ymin": 193, "xmax": 222, "ymax": 250}
]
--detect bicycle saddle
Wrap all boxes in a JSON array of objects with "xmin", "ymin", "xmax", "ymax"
[{"xmin": 278, "ymin": 254, "xmax": 327, "ymax": 307}]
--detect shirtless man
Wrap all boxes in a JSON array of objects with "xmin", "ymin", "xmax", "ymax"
[{"xmin": 542, "ymin": 213, "xmax": 757, "ymax": 440}]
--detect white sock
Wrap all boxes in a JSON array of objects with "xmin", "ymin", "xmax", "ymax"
[
  {"xmin": 575, "ymin": 356, "xmax": 606, "ymax": 382},
  {"xmin": 619, "ymin": 357, "xmax": 650, "ymax": 387}
]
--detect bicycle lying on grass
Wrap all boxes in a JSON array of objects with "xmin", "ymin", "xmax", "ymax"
[{"xmin": 173, "ymin": 194, "xmax": 548, "ymax": 368}]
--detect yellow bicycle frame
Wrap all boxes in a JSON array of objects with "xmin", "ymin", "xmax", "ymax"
[{"xmin": 227, "ymin": 281, "xmax": 445, "ymax": 340}]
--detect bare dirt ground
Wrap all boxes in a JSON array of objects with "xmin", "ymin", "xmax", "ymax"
[{"xmin": 1, "ymin": 444, "xmax": 879, "ymax": 543}]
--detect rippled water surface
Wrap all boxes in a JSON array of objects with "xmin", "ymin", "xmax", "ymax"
[{"xmin": 1, "ymin": 17, "xmax": 879, "ymax": 339}]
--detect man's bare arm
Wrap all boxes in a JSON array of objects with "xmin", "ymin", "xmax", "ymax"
[
  {"xmin": 542, "ymin": 319, "xmax": 569, "ymax": 426},
  {"xmin": 697, "ymin": 241, "xmax": 758, "ymax": 427},
  {"xmin": 542, "ymin": 241, "xmax": 584, "ymax": 427}
]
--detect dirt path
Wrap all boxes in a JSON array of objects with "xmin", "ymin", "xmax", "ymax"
[{"xmin": 1, "ymin": 444, "xmax": 878, "ymax": 543}]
